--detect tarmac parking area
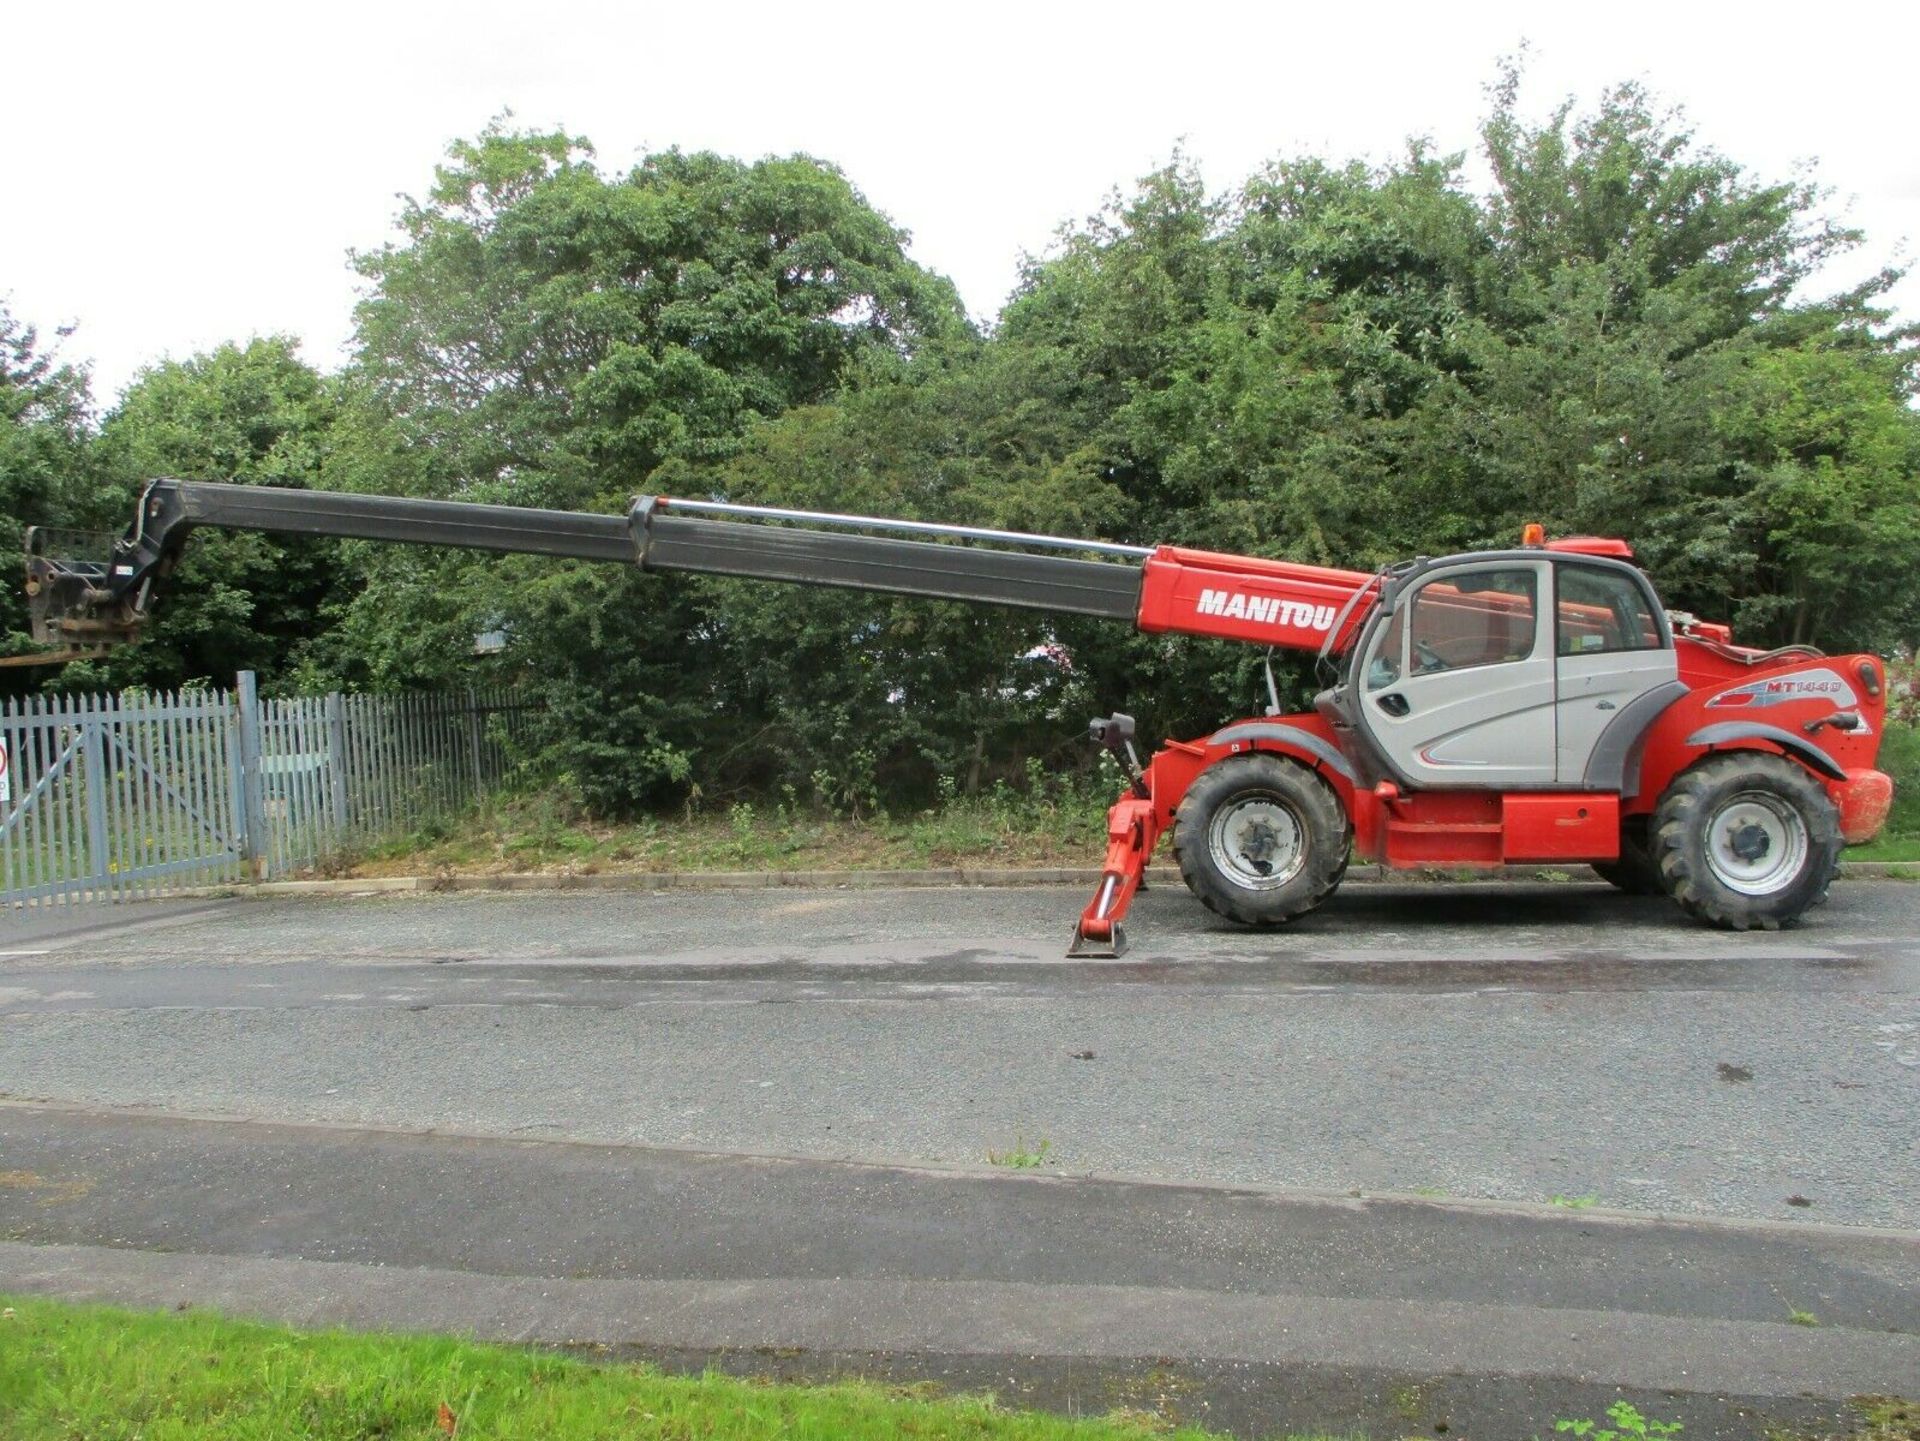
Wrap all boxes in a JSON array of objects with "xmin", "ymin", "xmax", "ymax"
[{"xmin": 3, "ymin": 880, "xmax": 1917, "ymax": 1437}]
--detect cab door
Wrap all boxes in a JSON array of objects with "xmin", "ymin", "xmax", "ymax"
[
  {"xmin": 1552, "ymin": 560, "xmax": 1678, "ymax": 785},
  {"xmin": 1358, "ymin": 559, "xmax": 1557, "ymax": 788}
]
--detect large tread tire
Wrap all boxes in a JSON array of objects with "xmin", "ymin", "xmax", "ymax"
[
  {"xmin": 1651, "ymin": 753, "xmax": 1842, "ymax": 931},
  {"xmin": 1592, "ymin": 817, "xmax": 1663, "ymax": 895},
  {"xmin": 1172, "ymin": 753, "xmax": 1348, "ymax": 928}
]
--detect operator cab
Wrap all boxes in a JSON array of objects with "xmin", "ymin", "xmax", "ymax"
[{"xmin": 1325, "ymin": 547, "xmax": 1679, "ymax": 793}]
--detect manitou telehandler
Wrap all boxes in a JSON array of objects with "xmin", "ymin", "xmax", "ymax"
[{"xmin": 21, "ymin": 479, "xmax": 1894, "ymax": 953}]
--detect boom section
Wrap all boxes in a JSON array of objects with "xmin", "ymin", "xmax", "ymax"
[
  {"xmin": 1137, "ymin": 544, "xmax": 1379, "ymax": 653},
  {"xmin": 24, "ymin": 479, "xmax": 1147, "ymax": 653},
  {"xmin": 630, "ymin": 496, "xmax": 1144, "ymax": 618}
]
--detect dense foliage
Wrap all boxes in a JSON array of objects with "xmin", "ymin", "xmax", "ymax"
[
  {"xmin": 5, "ymin": 73, "xmax": 1916, "ymax": 816},
  {"xmin": 0, "ymin": 309, "xmax": 97, "ymax": 664}
]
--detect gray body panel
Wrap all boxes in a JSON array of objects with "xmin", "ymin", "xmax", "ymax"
[
  {"xmin": 1208, "ymin": 722, "xmax": 1357, "ymax": 783},
  {"xmin": 1684, "ymin": 723, "xmax": 1846, "ymax": 782},
  {"xmin": 1582, "ymin": 679, "xmax": 1690, "ymax": 795},
  {"xmin": 1557, "ymin": 654, "xmax": 1682, "ymax": 786}
]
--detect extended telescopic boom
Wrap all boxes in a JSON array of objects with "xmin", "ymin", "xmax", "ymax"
[{"xmin": 23, "ymin": 479, "xmax": 1379, "ymax": 660}]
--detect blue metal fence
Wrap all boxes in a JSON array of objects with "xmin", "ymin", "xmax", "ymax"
[{"xmin": 0, "ymin": 675, "xmax": 532, "ymax": 909}]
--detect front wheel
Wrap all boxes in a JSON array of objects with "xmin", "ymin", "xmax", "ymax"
[
  {"xmin": 1651, "ymin": 753, "xmax": 1842, "ymax": 930},
  {"xmin": 1172, "ymin": 753, "xmax": 1348, "ymax": 927}
]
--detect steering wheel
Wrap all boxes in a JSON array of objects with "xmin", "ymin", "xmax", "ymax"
[{"xmin": 1414, "ymin": 639, "xmax": 1447, "ymax": 673}]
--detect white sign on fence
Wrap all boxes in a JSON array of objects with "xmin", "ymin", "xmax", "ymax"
[{"xmin": 0, "ymin": 735, "xmax": 10, "ymax": 805}]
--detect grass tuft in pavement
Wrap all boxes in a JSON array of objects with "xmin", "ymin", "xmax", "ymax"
[
  {"xmin": 1848, "ymin": 1396, "xmax": 1920, "ymax": 1440},
  {"xmin": 987, "ymin": 1137, "xmax": 1053, "ymax": 1169},
  {"xmin": 1762, "ymin": 1395, "xmax": 1920, "ymax": 1441},
  {"xmin": 0, "ymin": 1293, "xmax": 1312, "ymax": 1440}
]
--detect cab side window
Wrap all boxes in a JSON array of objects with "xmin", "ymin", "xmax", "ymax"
[
  {"xmin": 1556, "ymin": 563, "xmax": 1662, "ymax": 656},
  {"xmin": 1407, "ymin": 567, "xmax": 1538, "ymax": 675},
  {"xmin": 1367, "ymin": 606, "xmax": 1408, "ymax": 690}
]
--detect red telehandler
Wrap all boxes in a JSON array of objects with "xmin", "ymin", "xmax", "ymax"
[{"xmin": 21, "ymin": 479, "xmax": 1894, "ymax": 953}]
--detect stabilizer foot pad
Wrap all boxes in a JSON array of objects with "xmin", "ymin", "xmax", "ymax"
[{"xmin": 1066, "ymin": 923, "xmax": 1127, "ymax": 959}]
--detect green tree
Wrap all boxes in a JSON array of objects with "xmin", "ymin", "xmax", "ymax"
[
  {"xmin": 1480, "ymin": 65, "xmax": 1854, "ymax": 335},
  {"xmin": 351, "ymin": 123, "xmax": 966, "ymax": 502},
  {"xmin": 664, "ymin": 344, "xmax": 1135, "ymax": 803},
  {"xmin": 1699, "ymin": 322, "xmax": 1920, "ymax": 649},
  {"xmin": 1417, "ymin": 67, "xmax": 1920, "ymax": 648},
  {"xmin": 333, "ymin": 122, "xmax": 972, "ymax": 810},
  {"xmin": 0, "ymin": 303, "xmax": 97, "ymax": 689},
  {"xmin": 64, "ymin": 337, "xmax": 359, "ymax": 692}
]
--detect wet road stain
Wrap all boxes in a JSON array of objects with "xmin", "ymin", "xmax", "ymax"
[{"xmin": 1, "ymin": 947, "xmax": 1914, "ymax": 1012}]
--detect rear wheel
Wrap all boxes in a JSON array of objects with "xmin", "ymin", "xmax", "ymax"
[
  {"xmin": 1173, "ymin": 754, "xmax": 1348, "ymax": 927},
  {"xmin": 1651, "ymin": 753, "xmax": 1841, "ymax": 930},
  {"xmin": 1592, "ymin": 816, "xmax": 1663, "ymax": 895}
]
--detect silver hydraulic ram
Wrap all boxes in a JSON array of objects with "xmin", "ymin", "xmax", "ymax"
[{"xmin": 23, "ymin": 479, "xmax": 1149, "ymax": 656}]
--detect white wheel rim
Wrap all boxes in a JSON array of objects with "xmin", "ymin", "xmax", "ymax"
[
  {"xmin": 1704, "ymin": 791, "xmax": 1809, "ymax": 897},
  {"xmin": 1208, "ymin": 794, "xmax": 1308, "ymax": 891}
]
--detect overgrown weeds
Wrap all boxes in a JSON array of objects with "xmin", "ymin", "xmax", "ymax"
[
  {"xmin": 340, "ymin": 767, "xmax": 1114, "ymax": 879},
  {"xmin": 987, "ymin": 1137, "xmax": 1053, "ymax": 1169}
]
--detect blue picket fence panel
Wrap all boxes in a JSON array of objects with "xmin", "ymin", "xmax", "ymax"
[{"xmin": 0, "ymin": 677, "xmax": 533, "ymax": 910}]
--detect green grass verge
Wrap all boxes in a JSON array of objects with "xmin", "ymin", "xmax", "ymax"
[
  {"xmin": 1845, "ymin": 836, "xmax": 1920, "ymax": 863},
  {"xmin": 0, "ymin": 1294, "xmax": 1307, "ymax": 1440},
  {"xmin": 1876, "ymin": 719, "xmax": 1920, "ymax": 837},
  {"xmin": 339, "ymin": 784, "xmax": 1115, "ymax": 880}
]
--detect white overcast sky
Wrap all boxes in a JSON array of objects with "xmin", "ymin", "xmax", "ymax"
[{"xmin": 7, "ymin": 0, "xmax": 1917, "ymax": 404}]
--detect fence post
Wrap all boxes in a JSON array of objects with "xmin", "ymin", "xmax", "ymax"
[
  {"xmin": 466, "ymin": 687, "xmax": 486, "ymax": 802},
  {"xmin": 325, "ymin": 692, "xmax": 350, "ymax": 841},
  {"xmin": 83, "ymin": 703, "xmax": 111, "ymax": 898},
  {"xmin": 235, "ymin": 670, "xmax": 267, "ymax": 880}
]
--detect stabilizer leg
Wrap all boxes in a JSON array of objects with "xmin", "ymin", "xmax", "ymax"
[{"xmin": 1068, "ymin": 796, "xmax": 1160, "ymax": 958}]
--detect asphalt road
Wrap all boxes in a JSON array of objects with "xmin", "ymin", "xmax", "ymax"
[
  {"xmin": 3, "ymin": 880, "xmax": 1918, "ymax": 1436},
  {"xmin": 4, "ymin": 1104, "xmax": 1914, "ymax": 1441},
  {"xmin": 2, "ymin": 880, "xmax": 1916, "ymax": 1226}
]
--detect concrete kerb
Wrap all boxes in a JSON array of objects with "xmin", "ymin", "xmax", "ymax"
[
  {"xmin": 167, "ymin": 859, "xmax": 1920, "ymax": 901},
  {"xmin": 176, "ymin": 867, "xmax": 1159, "ymax": 900}
]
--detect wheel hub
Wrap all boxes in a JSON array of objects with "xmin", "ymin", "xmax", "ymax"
[
  {"xmin": 1208, "ymin": 795, "xmax": 1307, "ymax": 891},
  {"xmin": 1704, "ymin": 792, "xmax": 1809, "ymax": 897},
  {"xmin": 1728, "ymin": 822, "xmax": 1772, "ymax": 864}
]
